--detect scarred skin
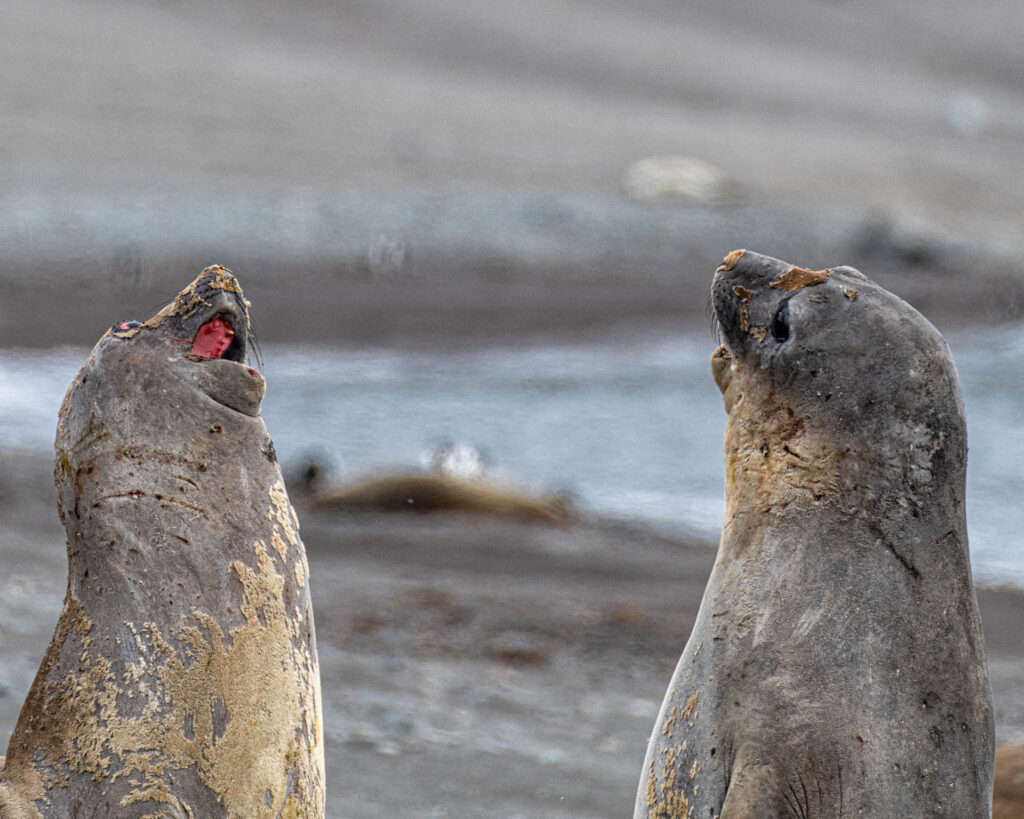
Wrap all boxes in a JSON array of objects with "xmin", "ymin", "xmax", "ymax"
[
  {"xmin": 636, "ymin": 250, "xmax": 993, "ymax": 818},
  {"xmin": 0, "ymin": 267, "xmax": 325, "ymax": 818}
]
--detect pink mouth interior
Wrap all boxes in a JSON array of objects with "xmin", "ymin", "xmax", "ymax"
[{"xmin": 191, "ymin": 318, "xmax": 235, "ymax": 359}]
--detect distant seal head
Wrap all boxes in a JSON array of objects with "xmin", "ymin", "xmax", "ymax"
[
  {"xmin": 0, "ymin": 266, "xmax": 325, "ymax": 817},
  {"xmin": 636, "ymin": 250, "xmax": 993, "ymax": 817}
]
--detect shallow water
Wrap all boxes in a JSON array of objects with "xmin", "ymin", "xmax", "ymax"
[{"xmin": 0, "ymin": 330, "xmax": 1020, "ymax": 585}]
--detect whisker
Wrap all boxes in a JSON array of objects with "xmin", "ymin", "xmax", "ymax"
[
  {"xmin": 247, "ymin": 323, "xmax": 265, "ymax": 372},
  {"xmin": 705, "ymin": 288, "xmax": 722, "ymax": 344},
  {"xmin": 148, "ymin": 295, "xmax": 177, "ymax": 316}
]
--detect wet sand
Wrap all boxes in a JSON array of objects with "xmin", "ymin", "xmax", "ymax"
[{"xmin": 2, "ymin": 453, "xmax": 1023, "ymax": 817}]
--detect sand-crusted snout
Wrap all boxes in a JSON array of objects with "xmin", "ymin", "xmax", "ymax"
[
  {"xmin": 106, "ymin": 265, "xmax": 265, "ymax": 415},
  {"xmin": 712, "ymin": 249, "xmax": 830, "ymax": 351}
]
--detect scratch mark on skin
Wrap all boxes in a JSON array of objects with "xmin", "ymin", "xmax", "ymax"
[
  {"xmin": 882, "ymin": 539, "xmax": 922, "ymax": 581},
  {"xmin": 782, "ymin": 444, "xmax": 809, "ymax": 463},
  {"xmin": 869, "ymin": 523, "xmax": 923, "ymax": 581},
  {"xmin": 98, "ymin": 491, "xmax": 209, "ymax": 518},
  {"xmin": 72, "ymin": 424, "xmax": 111, "ymax": 454}
]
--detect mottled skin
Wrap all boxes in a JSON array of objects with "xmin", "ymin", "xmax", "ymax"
[
  {"xmin": 636, "ymin": 251, "xmax": 993, "ymax": 818},
  {"xmin": 0, "ymin": 267, "xmax": 325, "ymax": 818}
]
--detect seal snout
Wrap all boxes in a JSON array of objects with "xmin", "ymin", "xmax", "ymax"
[
  {"xmin": 711, "ymin": 250, "xmax": 832, "ymax": 352},
  {"xmin": 183, "ymin": 265, "xmax": 250, "ymax": 364}
]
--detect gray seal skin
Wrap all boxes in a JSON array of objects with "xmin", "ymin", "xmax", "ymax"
[
  {"xmin": 636, "ymin": 250, "xmax": 993, "ymax": 818},
  {"xmin": 0, "ymin": 266, "xmax": 325, "ymax": 818}
]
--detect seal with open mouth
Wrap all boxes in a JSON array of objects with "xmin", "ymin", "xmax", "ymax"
[
  {"xmin": 636, "ymin": 250, "xmax": 993, "ymax": 817},
  {"xmin": 0, "ymin": 266, "xmax": 325, "ymax": 818}
]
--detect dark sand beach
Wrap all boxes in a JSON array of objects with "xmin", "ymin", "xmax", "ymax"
[{"xmin": 2, "ymin": 0, "xmax": 1024, "ymax": 815}]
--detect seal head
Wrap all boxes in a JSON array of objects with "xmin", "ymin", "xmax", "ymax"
[
  {"xmin": 709, "ymin": 250, "xmax": 969, "ymax": 530},
  {"xmin": 636, "ymin": 251, "xmax": 993, "ymax": 818},
  {"xmin": 111, "ymin": 265, "xmax": 264, "ymax": 416}
]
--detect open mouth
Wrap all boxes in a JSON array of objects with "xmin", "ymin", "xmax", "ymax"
[{"xmin": 191, "ymin": 317, "xmax": 245, "ymax": 362}]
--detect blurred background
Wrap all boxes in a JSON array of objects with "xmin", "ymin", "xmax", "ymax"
[{"xmin": 1, "ymin": 1, "xmax": 1023, "ymax": 816}]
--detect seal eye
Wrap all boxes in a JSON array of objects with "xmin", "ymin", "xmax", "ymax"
[{"xmin": 771, "ymin": 302, "xmax": 790, "ymax": 342}]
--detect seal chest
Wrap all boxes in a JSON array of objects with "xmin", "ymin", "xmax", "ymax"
[
  {"xmin": 0, "ymin": 266, "xmax": 325, "ymax": 818},
  {"xmin": 636, "ymin": 251, "xmax": 993, "ymax": 818}
]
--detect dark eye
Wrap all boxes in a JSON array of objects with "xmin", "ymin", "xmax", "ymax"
[{"xmin": 771, "ymin": 301, "xmax": 789, "ymax": 342}]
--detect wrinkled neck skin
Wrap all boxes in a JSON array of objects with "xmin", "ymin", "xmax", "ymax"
[
  {"xmin": 706, "ymin": 250, "xmax": 972, "ymax": 588},
  {"xmin": 54, "ymin": 331, "xmax": 275, "ymax": 608},
  {"xmin": 716, "ymin": 355, "xmax": 967, "ymax": 579},
  {"xmin": 1, "ymin": 268, "xmax": 325, "ymax": 819}
]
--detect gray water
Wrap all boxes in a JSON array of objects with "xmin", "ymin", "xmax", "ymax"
[{"xmin": 1, "ymin": 330, "xmax": 1021, "ymax": 585}]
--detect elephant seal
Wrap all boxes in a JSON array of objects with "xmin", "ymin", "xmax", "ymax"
[
  {"xmin": 0, "ymin": 266, "xmax": 325, "ymax": 818},
  {"xmin": 636, "ymin": 251, "xmax": 993, "ymax": 817}
]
